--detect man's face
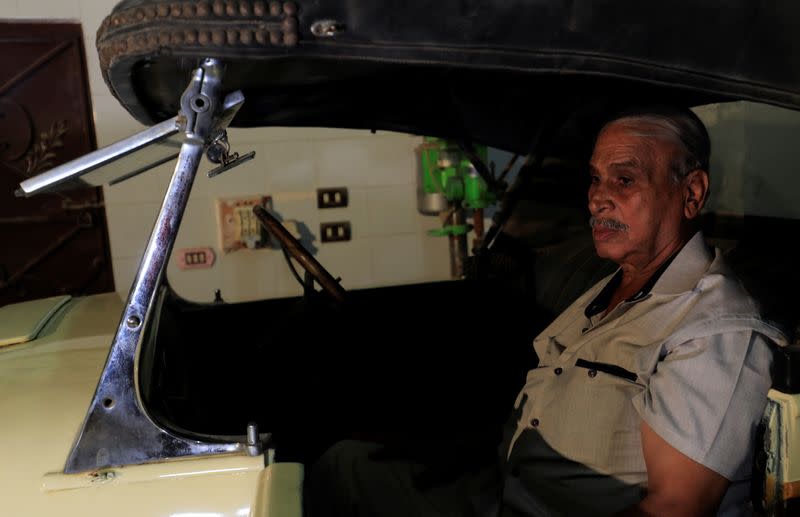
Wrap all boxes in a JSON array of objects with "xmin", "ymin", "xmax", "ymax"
[{"xmin": 588, "ymin": 122, "xmax": 687, "ymax": 268}]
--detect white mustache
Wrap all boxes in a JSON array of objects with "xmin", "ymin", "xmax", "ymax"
[{"xmin": 589, "ymin": 216, "xmax": 630, "ymax": 232}]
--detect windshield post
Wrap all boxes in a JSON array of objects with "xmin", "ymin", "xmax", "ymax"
[{"xmin": 63, "ymin": 58, "xmax": 251, "ymax": 473}]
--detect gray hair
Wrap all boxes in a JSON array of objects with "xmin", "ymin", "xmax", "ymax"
[{"xmin": 602, "ymin": 106, "xmax": 711, "ymax": 183}]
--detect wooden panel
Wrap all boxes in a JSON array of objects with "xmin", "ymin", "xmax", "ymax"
[{"xmin": 0, "ymin": 22, "xmax": 114, "ymax": 306}]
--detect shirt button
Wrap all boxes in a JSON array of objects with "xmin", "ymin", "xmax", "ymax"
[
  {"xmin": 587, "ymin": 369, "xmax": 597, "ymax": 378},
  {"xmin": 531, "ymin": 418, "xmax": 540, "ymax": 428},
  {"xmin": 554, "ymin": 367, "xmax": 563, "ymax": 375}
]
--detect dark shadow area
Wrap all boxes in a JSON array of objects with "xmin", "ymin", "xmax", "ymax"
[
  {"xmin": 140, "ymin": 273, "xmax": 545, "ymax": 465},
  {"xmin": 304, "ymin": 423, "xmax": 645, "ymax": 517},
  {"xmin": 702, "ymin": 213, "xmax": 800, "ymax": 341},
  {"xmin": 138, "ymin": 208, "xmax": 800, "ymax": 468}
]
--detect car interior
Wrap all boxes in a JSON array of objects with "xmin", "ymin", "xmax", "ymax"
[{"xmin": 134, "ymin": 101, "xmax": 800, "ymax": 514}]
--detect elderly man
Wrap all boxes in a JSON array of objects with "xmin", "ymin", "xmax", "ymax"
[{"xmin": 309, "ymin": 106, "xmax": 786, "ymax": 516}]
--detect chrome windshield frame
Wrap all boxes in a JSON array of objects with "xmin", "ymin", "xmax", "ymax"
[{"xmin": 21, "ymin": 57, "xmax": 257, "ymax": 474}]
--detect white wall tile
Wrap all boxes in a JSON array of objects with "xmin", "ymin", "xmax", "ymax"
[
  {"xmin": 174, "ymin": 196, "xmax": 216, "ymax": 249},
  {"xmin": 203, "ymin": 144, "xmax": 273, "ymax": 199},
  {"xmin": 0, "ymin": 1, "xmax": 19, "ymax": 16},
  {"xmin": 420, "ymin": 234, "xmax": 453, "ymax": 280},
  {"xmin": 370, "ymin": 234, "xmax": 426, "ymax": 286},
  {"xmin": 270, "ymin": 257, "xmax": 305, "ymax": 299},
  {"xmin": 219, "ymin": 248, "xmax": 281, "ymax": 302},
  {"xmin": 304, "ymin": 127, "xmax": 380, "ymax": 140},
  {"xmin": 111, "ymin": 256, "xmax": 140, "ymax": 299},
  {"xmin": 314, "ymin": 136, "xmax": 419, "ymax": 189},
  {"xmin": 261, "ymin": 140, "xmax": 315, "ymax": 192},
  {"xmin": 225, "ymin": 126, "xmax": 305, "ymax": 145},
  {"xmin": 17, "ymin": 0, "xmax": 80, "ymax": 19},
  {"xmin": 314, "ymin": 138, "xmax": 371, "ymax": 188},
  {"xmin": 271, "ymin": 191, "xmax": 319, "ymax": 217},
  {"xmin": 315, "ymin": 238, "xmax": 373, "ymax": 290},
  {"xmin": 364, "ymin": 136, "xmax": 419, "ymax": 187},
  {"xmin": 271, "ymin": 192, "xmax": 321, "ymax": 252},
  {"xmin": 105, "ymin": 201, "xmax": 161, "ymax": 259},
  {"xmin": 185, "ymin": 161, "xmax": 218, "ymax": 199},
  {"xmin": 83, "ymin": 36, "xmax": 107, "ymax": 98},
  {"xmin": 370, "ymin": 233, "xmax": 454, "ymax": 287},
  {"xmin": 92, "ymin": 94, "xmax": 146, "ymax": 147},
  {"xmin": 103, "ymin": 161, "xmax": 170, "ymax": 205},
  {"xmin": 365, "ymin": 185, "xmax": 418, "ymax": 236},
  {"xmin": 77, "ymin": 0, "xmax": 115, "ymax": 39}
]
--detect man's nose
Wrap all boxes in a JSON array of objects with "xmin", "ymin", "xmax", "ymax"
[{"xmin": 588, "ymin": 183, "xmax": 612, "ymax": 214}]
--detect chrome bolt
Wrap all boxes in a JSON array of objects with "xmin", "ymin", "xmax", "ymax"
[
  {"xmin": 311, "ymin": 19, "xmax": 344, "ymax": 38},
  {"xmin": 247, "ymin": 422, "xmax": 258, "ymax": 446},
  {"xmin": 126, "ymin": 315, "xmax": 141, "ymax": 328},
  {"xmin": 245, "ymin": 422, "xmax": 262, "ymax": 456}
]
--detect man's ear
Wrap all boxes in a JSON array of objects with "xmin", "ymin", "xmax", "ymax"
[{"xmin": 683, "ymin": 169, "xmax": 709, "ymax": 220}]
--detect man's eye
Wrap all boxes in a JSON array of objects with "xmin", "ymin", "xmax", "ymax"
[
  {"xmin": 590, "ymin": 175, "xmax": 600, "ymax": 184},
  {"xmin": 619, "ymin": 177, "xmax": 633, "ymax": 186}
]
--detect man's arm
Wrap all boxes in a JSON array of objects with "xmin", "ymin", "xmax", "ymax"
[{"xmin": 618, "ymin": 421, "xmax": 729, "ymax": 517}]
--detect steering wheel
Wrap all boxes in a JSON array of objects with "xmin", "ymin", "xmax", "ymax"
[{"xmin": 253, "ymin": 205, "xmax": 347, "ymax": 303}]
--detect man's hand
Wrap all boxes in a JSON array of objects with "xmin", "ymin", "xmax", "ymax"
[{"xmin": 619, "ymin": 421, "xmax": 730, "ymax": 516}]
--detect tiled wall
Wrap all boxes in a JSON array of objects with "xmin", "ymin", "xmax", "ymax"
[
  {"xmin": 695, "ymin": 102, "xmax": 800, "ymax": 220},
  {"xmin": 2, "ymin": 1, "xmax": 453, "ymax": 303}
]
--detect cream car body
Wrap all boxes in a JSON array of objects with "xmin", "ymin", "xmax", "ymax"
[{"xmin": 0, "ymin": 294, "xmax": 302, "ymax": 517}]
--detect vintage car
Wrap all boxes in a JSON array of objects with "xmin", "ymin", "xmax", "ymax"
[{"xmin": 2, "ymin": 0, "xmax": 800, "ymax": 515}]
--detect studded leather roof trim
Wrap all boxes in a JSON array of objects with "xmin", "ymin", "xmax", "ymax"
[{"xmin": 96, "ymin": 1, "xmax": 299, "ymax": 77}]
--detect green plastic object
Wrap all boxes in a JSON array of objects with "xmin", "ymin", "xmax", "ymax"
[
  {"xmin": 428, "ymin": 224, "xmax": 471, "ymax": 237},
  {"xmin": 419, "ymin": 137, "xmax": 444, "ymax": 195},
  {"xmin": 443, "ymin": 168, "xmax": 464, "ymax": 201},
  {"xmin": 418, "ymin": 137, "xmax": 491, "ymax": 237},
  {"xmin": 463, "ymin": 165, "xmax": 495, "ymax": 209},
  {"xmin": 419, "ymin": 138, "xmax": 489, "ymax": 195}
]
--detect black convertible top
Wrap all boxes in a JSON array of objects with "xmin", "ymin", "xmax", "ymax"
[{"xmin": 99, "ymin": 0, "xmax": 800, "ymax": 152}]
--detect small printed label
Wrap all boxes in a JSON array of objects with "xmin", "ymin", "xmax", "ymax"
[{"xmin": 177, "ymin": 247, "xmax": 216, "ymax": 270}]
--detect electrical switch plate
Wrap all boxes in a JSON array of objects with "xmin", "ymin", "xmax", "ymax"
[
  {"xmin": 320, "ymin": 221, "xmax": 351, "ymax": 242},
  {"xmin": 317, "ymin": 187, "xmax": 348, "ymax": 208},
  {"xmin": 216, "ymin": 195, "xmax": 272, "ymax": 253}
]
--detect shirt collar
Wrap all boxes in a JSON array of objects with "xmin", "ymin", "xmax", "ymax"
[
  {"xmin": 583, "ymin": 231, "xmax": 712, "ymax": 318},
  {"xmin": 651, "ymin": 230, "xmax": 714, "ymax": 295}
]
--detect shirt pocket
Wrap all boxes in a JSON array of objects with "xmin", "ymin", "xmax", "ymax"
[
  {"xmin": 574, "ymin": 359, "xmax": 639, "ymax": 383},
  {"xmin": 545, "ymin": 359, "xmax": 646, "ymax": 472}
]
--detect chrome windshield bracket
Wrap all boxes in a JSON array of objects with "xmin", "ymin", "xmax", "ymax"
[
  {"xmin": 63, "ymin": 58, "xmax": 249, "ymax": 473},
  {"xmin": 206, "ymin": 130, "xmax": 257, "ymax": 179}
]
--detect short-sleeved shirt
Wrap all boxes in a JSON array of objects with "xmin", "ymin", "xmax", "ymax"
[{"xmin": 500, "ymin": 231, "xmax": 787, "ymax": 516}]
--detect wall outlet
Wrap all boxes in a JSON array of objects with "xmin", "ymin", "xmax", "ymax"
[
  {"xmin": 320, "ymin": 222, "xmax": 351, "ymax": 242},
  {"xmin": 317, "ymin": 187, "xmax": 348, "ymax": 208}
]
